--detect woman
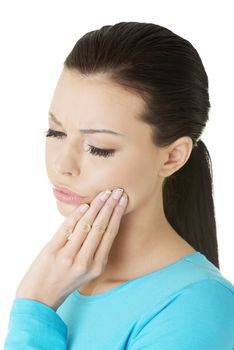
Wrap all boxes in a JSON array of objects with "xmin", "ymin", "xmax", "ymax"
[{"xmin": 4, "ymin": 21, "xmax": 234, "ymax": 349}]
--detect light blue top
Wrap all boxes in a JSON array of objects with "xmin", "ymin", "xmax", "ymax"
[{"xmin": 3, "ymin": 251, "xmax": 234, "ymax": 349}]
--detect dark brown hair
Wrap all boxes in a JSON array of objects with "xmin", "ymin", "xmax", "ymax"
[{"xmin": 63, "ymin": 21, "xmax": 219, "ymax": 268}]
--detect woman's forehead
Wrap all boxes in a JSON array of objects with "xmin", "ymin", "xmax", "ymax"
[{"xmin": 50, "ymin": 69, "xmax": 151, "ymax": 140}]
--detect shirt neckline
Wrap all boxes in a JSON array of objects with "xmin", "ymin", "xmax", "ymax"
[{"xmin": 72, "ymin": 251, "xmax": 202, "ymax": 302}]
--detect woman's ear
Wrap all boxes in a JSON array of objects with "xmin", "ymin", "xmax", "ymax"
[{"xmin": 158, "ymin": 136, "xmax": 193, "ymax": 178}]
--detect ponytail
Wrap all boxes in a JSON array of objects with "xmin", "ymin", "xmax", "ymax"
[{"xmin": 163, "ymin": 140, "xmax": 219, "ymax": 268}]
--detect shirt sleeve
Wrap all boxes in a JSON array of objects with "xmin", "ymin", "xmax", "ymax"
[
  {"xmin": 127, "ymin": 279, "xmax": 234, "ymax": 350},
  {"xmin": 3, "ymin": 297, "xmax": 68, "ymax": 349}
]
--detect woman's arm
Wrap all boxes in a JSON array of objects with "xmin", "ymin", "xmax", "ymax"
[{"xmin": 3, "ymin": 298, "xmax": 67, "ymax": 349}]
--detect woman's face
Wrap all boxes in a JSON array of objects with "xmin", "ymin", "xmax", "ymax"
[{"xmin": 45, "ymin": 68, "xmax": 163, "ymax": 217}]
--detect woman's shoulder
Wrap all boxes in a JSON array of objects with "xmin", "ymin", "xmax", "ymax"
[
  {"xmin": 128, "ymin": 277, "xmax": 234, "ymax": 349},
  {"xmin": 145, "ymin": 251, "xmax": 234, "ymax": 301},
  {"xmin": 173, "ymin": 252, "xmax": 234, "ymax": 309},
  {"xmin": 179, "ymin": 277, "xmax": 234, "ymax": 307},
  {"xmin": 172, "ymin": 278, "xmax": 234, "ymax": 338},
  {"xmin": 132, "ymin": 253, "xmax": 234, "ymax": 336}
]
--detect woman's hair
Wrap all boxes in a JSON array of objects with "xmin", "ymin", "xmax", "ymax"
[{"xmin": 64, "ymin": 21, "xmax": 219, "ymax": 268}]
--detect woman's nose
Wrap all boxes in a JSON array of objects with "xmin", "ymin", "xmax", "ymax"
[
  {"xmin": 54, "ymin": 142, "xmax": 81, "ymax": 176},
  {"xmin": 55, "ymin": 165, "xmax": 79, "ymax": 177},
  {"xmin": 54, "ymin": 149, "xmax": 80, "ymax": 177}
]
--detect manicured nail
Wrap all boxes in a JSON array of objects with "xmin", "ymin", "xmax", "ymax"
[
  {"xmin": 119, "ymin": 193, "xmax": 128, "ymax": 206},
  {"xmin": 112, "ymin": 188, "xmax": 124, "ymax": 200},
  {"xmin": 100, "ymin": 190, "xmax": 112, "ymax": 202},
  {"xmin": 79, "ymin": 203, "xmax": 90, "ymax": 213}
]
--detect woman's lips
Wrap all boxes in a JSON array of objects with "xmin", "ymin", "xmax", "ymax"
[{"xmin": 52, "ymin": 185, "xmax": 88, "ymax": 205}]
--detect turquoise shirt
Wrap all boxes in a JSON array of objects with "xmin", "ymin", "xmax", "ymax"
[{"xmin": 4, "ymin": 251, "xmax": 234, "ymax": 349}]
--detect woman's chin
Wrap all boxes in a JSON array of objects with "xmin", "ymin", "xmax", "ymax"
[{"xmin": 55, "ymin": 199, "xmax": 79, "ymax": 217}]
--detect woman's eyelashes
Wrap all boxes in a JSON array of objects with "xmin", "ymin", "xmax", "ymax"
[{"xmin": 44, "ymin": 128, "xmax": 115, "ymax": 158}]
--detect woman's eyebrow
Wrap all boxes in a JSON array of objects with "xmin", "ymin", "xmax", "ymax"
[{"xmin": 48, "ymin": 111, "xmax": 125, "ymax": 137}]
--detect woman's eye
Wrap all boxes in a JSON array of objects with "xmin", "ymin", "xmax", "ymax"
[
  {"xmin": 44, "ymin": 128, "xmax": 115, "ymax": 158},
  {"xmin": 44, "ymin": 128, "xmax": 65, "ymax": 139},
  {"xmin": 86, "ymin": 144, "xmax": 115, "ymax": 158}
]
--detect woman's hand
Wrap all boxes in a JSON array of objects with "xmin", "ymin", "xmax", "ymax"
[{"xmin": 15, "ymin": 188, "xmax": 128, "ymax": 311}]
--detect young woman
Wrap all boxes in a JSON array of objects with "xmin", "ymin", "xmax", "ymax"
[{"xmin": 4, "ymin": 21, "xmax": 234, "ymax": 349}]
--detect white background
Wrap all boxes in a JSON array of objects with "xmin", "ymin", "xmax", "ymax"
[{"xmin": 0, "ymin": 0, "xmax": 233, "ymax": 345}]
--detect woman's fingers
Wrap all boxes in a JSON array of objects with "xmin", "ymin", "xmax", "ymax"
[
  {"xmin": 83, "ymin": 193, "xmax": 128, "ymax": 267},
  {"xmin": 61, "ymin": 189, "xmax": 121, "ymax": 260},
  {"xmin": 47, "ymin": 190, "xmax": 111, "ymax": 253},
  {"xmin": 45, "ymin": 205, "xmax": 88, "ymax": 252},
  {"xmin": 70, "ymin": 189, "xmax": 126, "ymax": 263}
]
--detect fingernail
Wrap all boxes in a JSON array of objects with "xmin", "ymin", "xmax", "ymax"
[
  {"xmin": 79, "ymin": 203, "xmax": 90, "ymax": 213},
  {"xmin": 100, "ymin": 190, "xmax": 112, "ymax": 202},
  {"xmin": 119, "ymin": 193, "xmax": 128, "ymax": 206},
  {"xmin": 112, "ymin": 188, "xmax": 123, "ymax": 200}
]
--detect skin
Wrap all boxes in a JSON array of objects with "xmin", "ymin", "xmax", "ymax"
[{"xmin": 45, "ymin": 67, "xmax": 196, "ymax": 296}]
